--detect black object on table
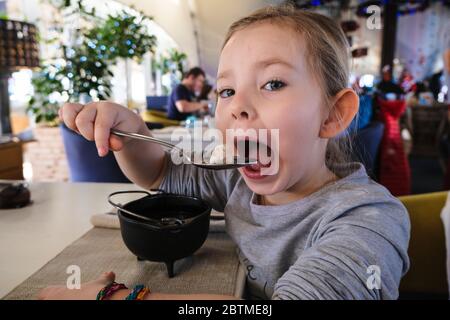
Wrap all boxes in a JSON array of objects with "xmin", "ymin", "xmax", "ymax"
[{"xmin": 0, "ymin": 182, "xmax": 31, "ymax": 209}]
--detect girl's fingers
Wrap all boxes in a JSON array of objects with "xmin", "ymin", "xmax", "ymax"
[
  {"xmin": 63, "ymin": 101, "xmax": 135, "ymax": 157},
  {"xmin": 94, "ymin": 108, "xmax": 116, "ymax": 157},
  {"xmin": 108, "ymin": 134, "xmax": 125, "ymax": 153},
  {"xmin": 62, "ymin": 103, "xmax": 84, "ymax": 132},
  {"xmin": 75, "ymin": 105, "xmax": 97, "ymax": 141},
  {"xmin": 98, "ymin": 271, "xmax": 116, "ymax": 284}
]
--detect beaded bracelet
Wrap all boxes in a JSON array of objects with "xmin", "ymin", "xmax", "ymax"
[
  {"xmin": 96, "ymin": 281, "xmax": 128, "ymax": 300},
  {"xmin": 125, "ymin": 285, "xmax": 150, "ymax": 300}
]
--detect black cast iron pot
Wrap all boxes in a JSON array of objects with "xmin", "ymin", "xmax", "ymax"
[{"xmin": 108, "ymin": 190, "xmax": 211, "ymax": 277}]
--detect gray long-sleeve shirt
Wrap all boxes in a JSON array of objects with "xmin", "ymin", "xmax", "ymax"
[{"xmin": 159, "ymin": 157, "xmax": 410, "ymax": 300}]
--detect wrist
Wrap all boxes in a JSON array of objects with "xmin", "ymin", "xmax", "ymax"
[
  {"xmin": 108, "ymin": 286, "xmax": 152, "ymax": 300},
  {"xmin": 108, "ymin": 288, "xmax": 132, "ymax": 300}
]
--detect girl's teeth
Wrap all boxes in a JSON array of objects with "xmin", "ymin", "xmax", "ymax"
[{"xmin": 248, "ymin": 160, "xmax": 271, "ymax": 171}]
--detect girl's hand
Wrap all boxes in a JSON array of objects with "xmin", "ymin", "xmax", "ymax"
[
  {"xmin": 59, "ymin": 101, "xmax": 147, "ymax": 157},
  {"xmin": 37, "ymin": 271, "xmax": 125, "ymax": 300}
]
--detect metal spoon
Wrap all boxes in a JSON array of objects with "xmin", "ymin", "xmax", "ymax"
[{"xmin": 110, "ymin": 129, "xmax": 257, "ymax": 170}]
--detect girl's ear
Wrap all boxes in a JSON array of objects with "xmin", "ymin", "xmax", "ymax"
[{"xmin": 319, "ymin": 88, "xmax": 359, "ymax": 139}]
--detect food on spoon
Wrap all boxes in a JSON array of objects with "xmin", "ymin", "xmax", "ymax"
[{"xmin": 208, "ymin": 144, "xmax": 234, "ymax": 164}]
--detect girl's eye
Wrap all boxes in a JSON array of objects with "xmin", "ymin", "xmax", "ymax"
[
  {"xmin": 218, "ymin": 88, "xmax": 235, "ymax": 99},
  {"xmin": 263, "ymin": 80, "xmax": 286, "ymax": 91}
]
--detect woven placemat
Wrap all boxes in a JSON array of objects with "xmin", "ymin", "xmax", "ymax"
[{"xmin": 4, "ymin": 228, "xmax": 244, "ymax": 300}]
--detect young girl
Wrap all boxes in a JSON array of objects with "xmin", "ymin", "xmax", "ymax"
[{"xmin": 39, "ymin": 4, "xmax": 410, "ymax": 300}]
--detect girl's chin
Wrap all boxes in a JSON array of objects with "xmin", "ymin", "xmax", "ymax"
[{"xmin": 238, "ymin": 167, "xmax": 281, "ymax": 195}]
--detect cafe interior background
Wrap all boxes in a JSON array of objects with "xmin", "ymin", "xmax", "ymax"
[{"xmin": 1, "ymin": 0, "xmax": 450, "ymax": 299}]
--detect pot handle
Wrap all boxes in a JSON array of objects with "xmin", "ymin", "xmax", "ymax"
[
  {"xmin": 107, "ymin": 190, "xmax": 185, "ymax": 229},
  {"xmin": 107, "ymin": 190, "xmax": 156, "ymax": 223}
]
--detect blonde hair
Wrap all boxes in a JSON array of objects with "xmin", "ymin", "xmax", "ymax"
[{"xmin": 222, "ymin": 3, "xmax": 354, "ymax": 166}]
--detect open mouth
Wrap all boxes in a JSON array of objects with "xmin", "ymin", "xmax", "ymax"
[{"xmin": 234, "ymin": 136, "xmax": 273, "ymax": 179}]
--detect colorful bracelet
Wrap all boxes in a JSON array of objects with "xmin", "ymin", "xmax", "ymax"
[
  {"xmin": 96, "ymin": 281, "xmax": 128, "ymax": 300},
  {"xmin": 125, "ymin": 285, "xmax": 150, "ymax": 300}
]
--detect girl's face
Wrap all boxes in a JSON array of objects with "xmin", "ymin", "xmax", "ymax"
[{"xmin": 215, "ymin": 22, "xmax": 331, "ymax": 198}]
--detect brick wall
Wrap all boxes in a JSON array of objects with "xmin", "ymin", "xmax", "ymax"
[{"xmin": 23, "ymin": 126, "xmax": 70, "ymax": 182}]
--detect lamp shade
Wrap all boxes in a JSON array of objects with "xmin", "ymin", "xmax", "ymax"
[
  {"xmin": 0, "ymin": 18, "xmax": 39, "ymax": 72},
  {"xmin": 0, "ymin": 19, "xmax": 39, "ymax": 135}
]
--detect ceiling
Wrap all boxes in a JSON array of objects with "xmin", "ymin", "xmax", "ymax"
[
  {"xmin": 191, "ymin": 0, "xmax": 284, "ymax": 77},
  {"xmin": 117, "ymin": 0, "xmax": 284, "ymax": 78}
]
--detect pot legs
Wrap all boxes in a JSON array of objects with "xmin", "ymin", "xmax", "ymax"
[{"xmin": 136, "ymin": 256, "xmax": 175, "ymax": 278}]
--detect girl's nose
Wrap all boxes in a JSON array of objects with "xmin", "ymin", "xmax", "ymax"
[
  {"xmin": 232, "ymin": 110, "xmax": 250, "ymax": 120},
  {"xmin": 230, "ymin": 96, "xmax": 257, "ymax": 121}
]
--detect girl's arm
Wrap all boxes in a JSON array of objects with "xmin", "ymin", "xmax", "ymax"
[
  {"xmin": 38, "ymin": 272, "xmax": 241, "ymax": 300},
  {"xmin": 148, "ymin": 293, "xmax": 240, "ymax": 300},
  {"xmin": 272, "ymin": 204, "xmax": 410, "ymax": 300},
  {"xmin": 110, "ymin": 289, "xmax": 240, "ymax": 300}
]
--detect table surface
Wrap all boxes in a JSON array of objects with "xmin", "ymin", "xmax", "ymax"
[{"xmin": 0, "ymin": 181, "xmax": 143, "ymax": 298}]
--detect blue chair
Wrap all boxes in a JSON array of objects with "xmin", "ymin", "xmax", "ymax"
[
  {"xmin": 60, "ymin": 124, "xmax": 130, "ymax": 183},
  {"xmin": 146, "ymin": 96, "xmax": 168, "ymax": 112},
  {"xmin": 145, "ymin": 96, "xmax": 170, "ymax": 129},
  {"xmin": 351, "ymin": 121, "xmax": 385, "ymax": 179},
  {"xmin": 348, "ymin": 93, "xmax": 374, "ymax": 132}
]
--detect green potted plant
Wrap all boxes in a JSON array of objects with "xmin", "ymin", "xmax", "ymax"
[
  {"xmin": 152, "ymin": 48, "xmax": 188, "ymax": 95},
  {"xmin": 28, "ymin": 0, "xmax": 157, "ymax": 125},
  {"xmin": 86, "ymin": 10, "xmax": 157, "ymax": 106}
]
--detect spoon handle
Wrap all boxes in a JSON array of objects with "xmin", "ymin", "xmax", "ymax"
[{"xmin": 110, "ymin": 129, "xmax": 181, "ymax": 152}]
